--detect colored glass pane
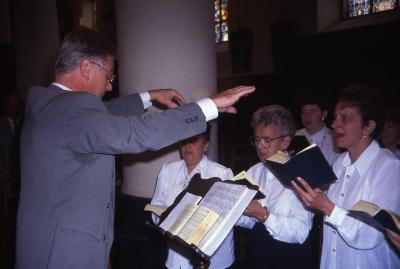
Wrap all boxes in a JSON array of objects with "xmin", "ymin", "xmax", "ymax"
[
  {"xmin": 373, "ymin": 0, "xmax": 396, "ymax": 12},
  {"xmin": 215, "ymin": 0, "xmax": 228, "ymax": 43},
  {"xmin": 349, "ymin": 0, "xmax": 370, "ymax": 17}
]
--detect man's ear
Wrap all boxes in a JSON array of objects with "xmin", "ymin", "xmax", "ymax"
[
  {"xmin": 364, "ymin": 120, "xmax": 376, "ymax": 137},
  {"xmin": 80, "ymin": 59, "xmax": 92, "ymax": 81}
]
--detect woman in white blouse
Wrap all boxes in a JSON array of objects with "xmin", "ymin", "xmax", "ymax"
[
  {"xmin": 292, "ymin": 84, "xmax": 400, "ymax": 269},
  {"xmin": 237, "ymin": 105, "xmax": 313, "ymax": 269},
  {"xmin": 151, "ymin": 126, "xmax": 235, "ymax": 269},
  {"xmin": 296, "ymin": 96, "xmax": 340, "ymax": 166}
]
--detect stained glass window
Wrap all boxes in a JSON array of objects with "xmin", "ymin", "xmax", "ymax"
[
  {"xmin": 372, "ymin": 0, "xmax": 396, "ymax": 12},
  {"xmin": 348, "ymin": 0, "xmax": 398, "ymax": 17},
  {"xmin": 215, "ymin": 0, "xmax": 228, "ymax": 43}
]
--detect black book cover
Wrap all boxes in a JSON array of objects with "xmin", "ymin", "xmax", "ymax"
[
  {"xmin": 264, "ymin": 144, "xmax": 337, "ymax": 188},
  {"xmin": 288, "ymin": 135, "xmax": 310, "ymax": 154}
]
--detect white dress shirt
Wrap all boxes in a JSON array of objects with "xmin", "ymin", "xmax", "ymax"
[
  {"xmin": 297, "ymin": 125, "xmax": 340, "ymax": 166},
  {"xmin": 236, "ymin": 162, "xmax": 313, "ymax": 243},
  {"xmin": 321, "ymin": 141, "xmax": 400, "ymax": 269},
  {"xmin": 151, "ymin": 156, "xmax": 235, "ymax": 269}
]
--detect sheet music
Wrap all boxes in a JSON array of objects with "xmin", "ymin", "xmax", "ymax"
[
  {"xmin": 199, "ymin": 182, "xmax": 246, "ymax": 217},
  {"xmin": 177, "ymin": 206, "xmax": 219, "ymax": 245},
  {"xmin": 159, "ymin": 192, "xmax": 202, "ymax": 233}
]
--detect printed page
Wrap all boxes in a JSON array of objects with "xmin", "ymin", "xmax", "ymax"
[
  {"xmin": 168, "ymin": 204, "xmax": 199, "ymax": 235},
  {"xmin": 267, "ymin": 150, "xmax": 290, "ymax": 164},
  {"xmin": 198, "ymin": 188, "xmax": 257, "ymax": 256},
  {"xmin": 177, "ymin": 206, "xmax": 220, "ymax": 245},
  {"xmin": 351, "ymin": 200, "xmax": 380, "ymax": 216},
  {"xmin": 199, "ymin": 182, "xmax": 247, "ymax": 218},
  {"xmin": 159, "ymin": 192, "xmax": 202, "ymax": 233}
]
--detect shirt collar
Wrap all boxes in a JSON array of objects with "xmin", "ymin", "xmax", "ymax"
[
  {"xmin": 310, "ymin": 124, "xmax": 327, "ymax": 142},
  {"xmin": 341, "ymin": 140, "xmax": 380, "ymax": 177},
  {"xmin": 183, "ymin": 155, "xmax": 208, "ymax": 178},
  {"xmin": 52, "ymin": 82, "xmax": 72, "ymax": 91},
  {"xmin": 192, "ymin": 155, "xmax": 208, "ymax": 175}
]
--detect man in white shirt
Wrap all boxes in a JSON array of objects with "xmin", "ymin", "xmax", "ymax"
[
  {"xmin": 151, "ymin": 126, "xmax": 235, "ymax": 269},
  {"xmin": 237, "ymin": 105, "xmax": 313, "ymax": 269}
]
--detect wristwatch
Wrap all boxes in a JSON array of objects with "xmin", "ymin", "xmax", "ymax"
[{"xmin": 259, "ymin": 207, "xmax": 268, "ymax": 223}]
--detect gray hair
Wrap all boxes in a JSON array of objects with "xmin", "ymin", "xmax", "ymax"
[
  {"xmin": 54, "ymin": 26, "xmax": 116, "ymax": 76},
  {"xmin": 251, "ymin": 105, "xmax": 296, "ymax": 136}
]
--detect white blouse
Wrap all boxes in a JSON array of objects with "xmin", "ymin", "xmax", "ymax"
[
  {"xmin": 236, "ymin": 162, "xmax": 313, "ymax": 243},
  {"xmin": 151, "ymin": 156, "xmax": 234, "ymax": 269},
  {"xmin": 321, "ymin": 141, "xmax": 400, "ymax": 269}
]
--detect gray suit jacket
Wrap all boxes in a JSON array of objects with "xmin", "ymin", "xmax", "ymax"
[{"xmin": 16, "ymin": 85, "xmax": 206, "ymax": 269}]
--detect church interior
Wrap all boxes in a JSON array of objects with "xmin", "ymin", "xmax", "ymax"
[{"xmin": 1, "ymin": 0, "xmax": 399, "ymax": 268}]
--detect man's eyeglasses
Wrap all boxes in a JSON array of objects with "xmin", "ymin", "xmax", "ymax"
[
  {"xmin": 249, "ymin": 135, "xmax": 286, "ymax": 147},
  {"xmin": 90, "ymin": 61, "xmax": 116, "ymax": 83}
]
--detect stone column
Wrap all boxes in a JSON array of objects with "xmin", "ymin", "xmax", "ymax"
[{"xmin": 115, "ymin": 0, "xmax": 217, "ymax": 198}]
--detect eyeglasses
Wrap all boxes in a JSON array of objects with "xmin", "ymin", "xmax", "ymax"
[
  {"xmin": 249, "ymin": 135, "xmax": 286, "ymax": 147},
  {"xmin": 90, "ymin": 61, "xmax": 116, "ymax": 83}
]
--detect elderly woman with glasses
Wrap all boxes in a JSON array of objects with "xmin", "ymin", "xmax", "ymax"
[
  {"xmin": 237, "ymin": 105, "xmax": 313, "ymax": 269},
  {"xmin": 292, "ymin": 84, "xmax": 400, "ymax": 269}
]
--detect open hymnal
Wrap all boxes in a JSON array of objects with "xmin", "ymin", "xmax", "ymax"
[
  {"xmin": 147, "ymin": 171, "xmax": 263, "ymax": 258},
  {"xmin": 264, "ymin": 143, "xmax": 337, "ymax": 188},
  {"xmin": 349, "ymin": 200, "xmax": 400, "ymax": 235}
]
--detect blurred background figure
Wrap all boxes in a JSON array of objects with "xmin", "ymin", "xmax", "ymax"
[
  {"xmin": 296, "ymin": 95, "xmax": 340, "ymax": 166},
  {"xmin": 0, "ymin": 94, "xmax": 24, "ymax": 200},
  {"xmin": 380, "ymin": 105, "xmax": 400, "ymax": 159},
  {"xmin": 0, "ymin": 93, "xmax": 24, "ymax": 269},
  {"xmin": 151, "ymin": 125, "xmax": 235, "ymax": 269}
]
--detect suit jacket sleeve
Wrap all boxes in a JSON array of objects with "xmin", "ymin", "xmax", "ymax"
[
  {"xmin": 62, "ymin": 94, "xmax": 206, "ymax": 154},
  {"xmin": 104, "ymin": 93, "xmax": 144, "ymax": 116}
]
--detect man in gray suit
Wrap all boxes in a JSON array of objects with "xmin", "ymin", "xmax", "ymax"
[{"xmin": 15, "ymin": 27, "xmax": 254, "ymax": 269}]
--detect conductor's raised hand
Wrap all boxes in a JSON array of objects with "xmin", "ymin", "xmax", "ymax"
[
  {"xmin": 149, "ymin": 89, "xmax": 186, "ymax": 108},
  {"xmin": 211, "ymin": 86, "xmax": 255, "ymax": 113},
  {"xmin": 291, "ymin": 177, "xmax": 334, "ymax": 216}
]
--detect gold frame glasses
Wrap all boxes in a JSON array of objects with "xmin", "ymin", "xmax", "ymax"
[
  {"xmin": 90, "ymin": 61, "xmax": 116, "ymax": 83},
  {"xmin": 249, "ymin": 135, "xmax": 286, "ymax": 147}
]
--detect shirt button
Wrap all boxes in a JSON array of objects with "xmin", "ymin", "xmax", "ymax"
[
  {"xmin": 346, "ymin": 175, "xmax": 350, "ymax": 179},
  {"xmin": 340, "ymin": 193, "xmax": 344, "ymax": 197},
  {"xmin": 111, "ymin": 172, "xmax": 115, "ymax": 178},
  {"xmin": 107, "ymin": 202, "xmax": 111, "ymax": 209},
  {"xmin": 103, "ymin": 234, "xmax": 106, "ymax": 241},
  {"xmin": 333, "ymin": 231, "xmax": 336, "ymax": 234},
  {"xmin": 332, "ymin": 249, "xmax": 336, "ymax": 252}
]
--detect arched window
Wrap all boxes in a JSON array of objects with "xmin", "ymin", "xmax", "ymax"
[
  {"xmin": 347, "ymin": 0, "xmax": 399, "ymax": 17},
  {"xmin": 215, "ymin": 0, "xmax": 228, "ymax": 43}
]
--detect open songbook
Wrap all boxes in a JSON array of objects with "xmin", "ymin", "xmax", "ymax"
[
  {"xmin": 145, "ymin": 171, "xmax": 264, "ymax": 259},
  {"xmin": 264, "ymin": 143, "xmax": 337, "ymax": 189},
  {"xmin": 349, "ymin": 200, "xmax": 400, "ymax": 235}
]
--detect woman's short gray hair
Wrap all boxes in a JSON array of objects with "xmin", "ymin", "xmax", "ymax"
[{"xmin": 251, "ymin": 105, "xmax": 296, "ymax": 136}]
